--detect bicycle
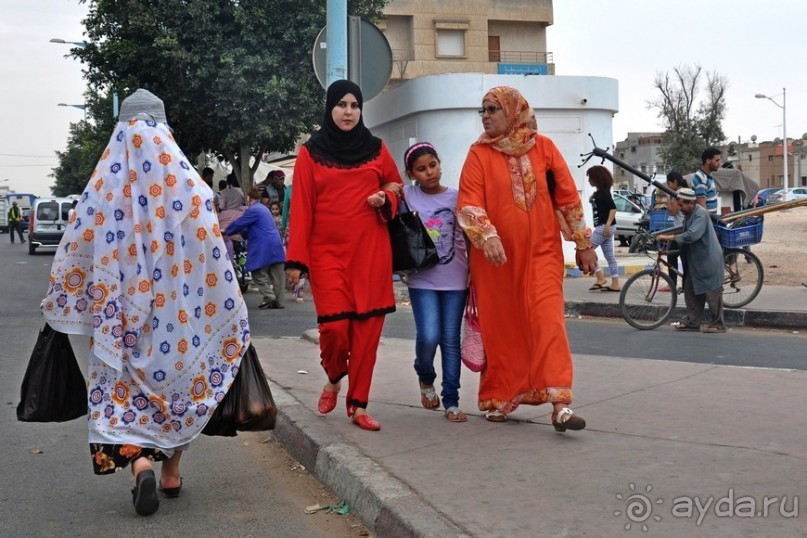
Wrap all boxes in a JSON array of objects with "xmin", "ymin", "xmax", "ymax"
[{"xmin": 619, "ymin": 217, "xmax": 764, "ymax": 330}]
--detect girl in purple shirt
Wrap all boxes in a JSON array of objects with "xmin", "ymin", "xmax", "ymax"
[{"xmin": 403, "ymin": 142, "xmax": 469, "ymax": 422}]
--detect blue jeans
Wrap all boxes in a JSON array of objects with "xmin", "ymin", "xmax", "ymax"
[{"xmin": 408, "ymin": 288, "xmax": 467, "ymax": 409}]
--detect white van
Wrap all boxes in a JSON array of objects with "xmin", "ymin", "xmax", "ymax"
[{"xmin": 28, "ymin": 197, "xmax": 74, "ymax": 255}]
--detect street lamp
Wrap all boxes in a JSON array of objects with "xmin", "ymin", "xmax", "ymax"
[
  {"xmin": 58, "ymin": 103, "xmax": 88, "ymax": 122},
  {"xmin": 49, "ymin": 38, "xmax": 87, "ymax": 48},
  {"xmin": 755, "ymin": 88, "xmax": 788, "ymax": 201}
]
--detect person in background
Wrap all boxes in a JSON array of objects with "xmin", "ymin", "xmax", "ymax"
[
  {"xmin": 269, "ymin": 201, "xmax": 283, "ymax": 232},
  {"xmin": 8, "ymin": 201, "xmax": 25, "ymax": 244},
  {"xmin": 226, "ymin": 187, "xmax": 286, "ymax": 309},
  {"xmin": 661, "ymin": 172, "xmax": 688, "ymax": 290},
  {"xmin": 217, "ymin": 173, "xmax": 246, "ymax": 212},
  {"xmin": 67, "ymin": 199, "xmax": 79, "ymax": 222},
  {"xmin": 692, "ymin": 147, "xmax": 721, "ymax": 215},
  {"xmin": 586, "ymin": 165, "xmax": 620, "ymax": 292},
  {"xmin": 657, "ymin": 188, "xmax": 726, "ymax": 333},
  {"xmin": 457, "ymin": 86, "xmax": 596, "ymax": 429},
  {"xmin": 402, "ymin": 142, "xmax": 469, "ymax": 423},
  {"xmin": 285, "ymin": 80, "xmax": 403, "ymax": 432},
  {"xmin": 40, "ymin": 89, "xmax": 250, "ymax": 516},
  {"xmin": 200, "ymin": 167, "xmax": 214, "ymax": 190}
]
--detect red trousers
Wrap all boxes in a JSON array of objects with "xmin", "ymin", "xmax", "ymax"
[{"xmin": 318, "ymin": 316, "xmax": 385, "ymax": 415}]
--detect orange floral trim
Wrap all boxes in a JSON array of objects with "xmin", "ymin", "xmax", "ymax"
[
  {"xmin": 556, "ymin": 201, "xmax": 592, "ymax": 249},
  {"xmin": 458, "ymin": 206, "xmax": 499, "ymax": 249},
  {"xmin": 478, "ymin": 387, "xmax": 573, "ymax": 415}
]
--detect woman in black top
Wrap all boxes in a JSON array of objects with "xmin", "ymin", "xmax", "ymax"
[{"xmin": 586, "ymin": 166, "xmax": 620, "ymax": 291}]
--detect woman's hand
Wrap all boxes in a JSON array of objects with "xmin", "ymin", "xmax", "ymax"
[
  {"xmin": 367, "ymin": 191, "xmax": 386, "ymax": 208},
  {"xmin": 286, "ymin": 268, "xmax": 301, "ymax": 286},
  {"xmin": 603, "ymin": 225, "xmax": 613, "ymax": 238},
  {"xmin": 482, "ymin": 236, "xmax": 507, "ymax": 266},
  {"xmin": 576, "ymin": 248, "xmax": 598, "ymax": 275}
]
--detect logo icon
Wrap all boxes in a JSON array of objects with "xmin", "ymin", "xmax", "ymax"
[{"xmin": 615, "ymin": 482, "xmax": 663, "ymax": 531}]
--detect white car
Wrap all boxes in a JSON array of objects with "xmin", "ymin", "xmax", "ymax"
[
  {"xmin": 766, "ymin": 187, "xmax": 807, "ymax": 205},
  {"xmin": 613, "ymin": 193, "xmax": 645, "ymax": 246}
]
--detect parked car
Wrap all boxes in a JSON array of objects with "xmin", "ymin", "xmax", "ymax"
[
  {"xmin": 766, "ymin": 187, "xmax": 807, "ymax": 205},
  {"xmin": 28, "ymin": 197, "xmax": 73, "ymax": 255},
  {"xmin": 750, "ymin": 187, "xmax": 782, "ymax": 207},
  {"xmin": 613, "ymin": 193, "xmax": 645, "ymax": 246},
  {"xmin": 21, "ymin": 207, "xmax": 30, "ymax": 231}
]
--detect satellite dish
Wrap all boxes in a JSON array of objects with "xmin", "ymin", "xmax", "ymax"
[{"xmin": 750, "ymin": 135, "xmax": 757, "ymax": 142}]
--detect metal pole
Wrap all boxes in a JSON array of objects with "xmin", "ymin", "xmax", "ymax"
[
  {"xmin": 326, "ymin": 0, "xmax": 348, "ymax": 86},
  {"xmin": 113, "ymin": 92, "xmax": 119, "ymax": 119},
  {"xmin": 348, "ymin": 15, "xmax": 361, "ymax": 85},
  {"xmin": 782, "ymin": 87, "xmax": 788, "ymax": 200}
]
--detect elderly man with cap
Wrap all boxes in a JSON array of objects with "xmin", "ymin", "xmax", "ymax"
[
  {"xmin": 657, "ymin": 187, "xmax": 726, "ymax": 333},
  {"xmin": 7, "ymin": 201, "xmax": 25, "ymax": 244}
]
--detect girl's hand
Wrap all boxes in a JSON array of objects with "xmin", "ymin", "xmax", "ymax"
[
  {"xmin": 381, "ymin": 182, "xmax": 402, "ymax": 197},
  {"xmin": 367, "ymin": 191, "xmax": 386, "ymax": 208}
]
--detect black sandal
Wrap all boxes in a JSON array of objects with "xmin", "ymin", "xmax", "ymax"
[
  {"xmin": 160, "ymin": 477, "xmax": 183, "ymax": 498},
  {"xmin": 132, "ymin": 470, "xmax": 160, "ymax": 516}
]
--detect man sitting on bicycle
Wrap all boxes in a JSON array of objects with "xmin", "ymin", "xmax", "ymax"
[{"xmin": 657, "ymin": 188, "xmax": 726, "ymax": 334}]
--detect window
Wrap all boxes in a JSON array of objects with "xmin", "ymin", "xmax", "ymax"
[{"xmin": 436, "ymin": 29, "xmax": 465, "ymax": 57}]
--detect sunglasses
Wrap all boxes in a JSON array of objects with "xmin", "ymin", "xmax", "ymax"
[{"xmin": 477, "ymin": 105, "xmax": 502, "ymax": 116}]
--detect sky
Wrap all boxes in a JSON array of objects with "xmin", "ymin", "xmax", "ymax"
[{"xmin": 2, "ymin": 0, "xmax": 805, "ymax": 197}]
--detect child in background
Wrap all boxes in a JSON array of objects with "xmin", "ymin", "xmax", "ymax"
[
  {"xmin": 402, "ymin": 142, "xmax": 469, "ymax": 423},
  {"xmin": 269, "ymin": 201, "xmax": 283, "ymax": 232}
]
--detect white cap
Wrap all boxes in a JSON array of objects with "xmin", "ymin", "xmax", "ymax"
[{"xmin": 118, "ymin": 89, "xmax": 167, "ymax": 123}]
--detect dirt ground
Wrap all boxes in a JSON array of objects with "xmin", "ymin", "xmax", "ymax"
[
  {"xmin": 738, "ymin": 205, "xmax": 807, "ymax": 286},
  {"xmin": 615, "ymin": 205, "xmax": 807, "ymax": 287}
]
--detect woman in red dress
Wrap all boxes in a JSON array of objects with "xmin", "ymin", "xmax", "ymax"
[{"xmin": 285, "ymin": 80, "xmax": 403, "ymax": 431}]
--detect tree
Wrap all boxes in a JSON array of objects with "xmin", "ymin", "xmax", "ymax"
[
  {"xmin": 71, "ymin": 0, "xmax": 387, "ymax": 191},
  {"xmin": 649, "ymin": 65, "xmax": 727, "ymax": 173}
]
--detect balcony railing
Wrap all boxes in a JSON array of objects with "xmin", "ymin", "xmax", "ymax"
[{"xmin": 489, "ymin": 50, "xmax": 553, "ymax": 64}]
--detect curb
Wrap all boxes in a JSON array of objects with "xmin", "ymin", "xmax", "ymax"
[
  {"xmin": 268, "ymin": 340, "xmax": 468, "ymax": 538},
  {"xmin": 564, "ymin": 300, "xmax": 807, "ymax": 331}
]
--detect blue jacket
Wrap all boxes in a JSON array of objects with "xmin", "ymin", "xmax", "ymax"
[{"xmin": 224, "ymin": 203, "xmax": 285, "ymax": 271}]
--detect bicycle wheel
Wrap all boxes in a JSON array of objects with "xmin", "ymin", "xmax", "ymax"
[
  {"xmin": 722, "ymin": 248, "xmax": 763, "ymax": 308},
  {"xmin": 620, "ymin": 269, "xmax": 677, "ymax": 330}
]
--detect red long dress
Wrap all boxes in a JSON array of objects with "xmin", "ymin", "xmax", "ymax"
[{"xmin": 286, "ymin": 142, "xmax": 402, "ymax": 412}]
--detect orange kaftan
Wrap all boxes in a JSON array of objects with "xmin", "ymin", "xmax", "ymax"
[{"xmin": 457, "ymin": 135, "xmax": 586, "ymax": 414}]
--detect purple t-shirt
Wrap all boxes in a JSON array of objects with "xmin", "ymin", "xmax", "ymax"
[{"xmin": 403, "ymin": 185, "xmax": 469, "ymax": 290}]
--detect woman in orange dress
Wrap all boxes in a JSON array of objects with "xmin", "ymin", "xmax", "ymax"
[{"xmin": 457, "ymin": 86, "xmax": 597, "ymax": 429}]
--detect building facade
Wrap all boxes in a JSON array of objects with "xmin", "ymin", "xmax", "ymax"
[
  {"xmin": 380, "ymin": 0, "xmax": 554, "ymax": 80},
  {"xmin": 612, "ymin": 133, "xmax": 665, "ymax": 193}
]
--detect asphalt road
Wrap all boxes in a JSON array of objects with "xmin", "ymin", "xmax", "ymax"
[{"xmin": 0, "ymin": 241, "xmax": 367, "ymax": 537}]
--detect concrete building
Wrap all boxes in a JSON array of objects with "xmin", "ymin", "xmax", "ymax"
[
  {"xmin": 612, "ymin": 133, "xmax": 665, "ymax": 193},
  {"xmin": 380, "ymin": 0, "xmax": 555, "ymax": 80},
  {"xmin": 363, "ymin": 73, "xmax": 618, "ymax": 261}
]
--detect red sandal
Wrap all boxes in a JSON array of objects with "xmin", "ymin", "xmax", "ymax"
[
  {"xmin": 317, "ymin": 385, "xmax": 340, "ymax": 414},
  {"xmin": 352, "ymin": 413, "xmax": 380, "ymax": 431}
]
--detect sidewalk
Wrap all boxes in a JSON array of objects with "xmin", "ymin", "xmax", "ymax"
[
  {"xmin": 562, "ymin": 252, "xmax": 807, "ymax": 330},
  {"xmin": 255, "ymin": 333, "xmax": 806, "ymax": 537},
  {"xmin": 255, "ymin": 256, "xmax": 807, "ymax": 537}
]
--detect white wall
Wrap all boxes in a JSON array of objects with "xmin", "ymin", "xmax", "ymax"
[{"xmin": 363, "ymin": 73, "xmax": 619, "ymax": 261}]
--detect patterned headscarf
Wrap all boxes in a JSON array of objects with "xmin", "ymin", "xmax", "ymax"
[
  {"xmin": 41, "ymin": 91, "xmax": 250, "ymax": 445},
  {"xmin": 474, "ymin": 86, "xmax": 538, "ymax": 211}
]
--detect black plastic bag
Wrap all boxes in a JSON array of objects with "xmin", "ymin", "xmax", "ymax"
[
  {"xmin": 17, "ymin": 323, "xmax": 87, "ymax": 422},
  {"xmin": 388, "ymin": 197, "xmax": 439, "ymax": 273},
  {"xmin": 202, "ymin": 344, "xmax": 277, "ymax": 437}
]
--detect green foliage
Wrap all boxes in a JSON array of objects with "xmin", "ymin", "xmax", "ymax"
[
  {"xmin": 650, "ymin": 65, "xmax": 727, "ymax": 173},
  {"xmin": 69, "ymin": 0, "xmax": 387, "ymax": 191}
]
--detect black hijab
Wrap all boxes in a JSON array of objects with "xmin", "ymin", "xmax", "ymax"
[{"xmin": 305, "ymin": 80, "xmax": 382, "ymax": 167}]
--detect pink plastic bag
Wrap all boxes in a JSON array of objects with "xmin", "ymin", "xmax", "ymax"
[{"xmin": 460, "ymin": 286, "xmax": 486, "ymax": 372}]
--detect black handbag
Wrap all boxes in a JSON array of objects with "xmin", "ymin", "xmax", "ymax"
[
  {"xmin": 388, "ymin": 197, "xmax": 439, "ymax": 272},
  {"xmin": 202, "ymin": 344, "xmax": 277, "ymax": 437},
  {"xmin": 17, "ymin": 323, "xmax": 87, "ymax": 422}
]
